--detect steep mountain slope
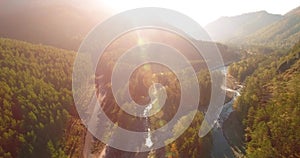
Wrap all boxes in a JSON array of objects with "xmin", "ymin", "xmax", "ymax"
[
  {"xmin": 0, "ymin": 4, "xmax": 106, "ymax": 50},
  {"xmin": 244, "ymin": 6, "xmax": 300, "ymax": 48},
  {"xmin": 0, "ymin": 38, "xmax": 78, "ymax": 157},
  {"xmin": 225, "ymin": 41, "xmax": 300, "ymax": 157},
  {"xmin": 205, "ymin": 11, "xmax": 282, "ymax": 41}
]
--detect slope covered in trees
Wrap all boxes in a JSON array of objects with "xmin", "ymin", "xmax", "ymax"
[
  {"xmin": 226, "ymin": 41, "xmax": 300, "ymax": 157},
  {"xmin": 244, "ymin": 6, "xmax": 300, "ymax": 48},
  {"xmin": 0, "ymin": 3, "xmax": 107, "ymax": 50},
  {"xmin": 0, "ymin": 38, "xmax": 76, "ymax": 157},
  {"xmin": 206, "ymin": 6, "xmax": 300, "ymax": 49},
  {"xmin": 0, "ymin": 36, "xmax": 219, "ymax": 157},
  {"xmin": 205, "ymin": 11, "xmax": 282, "ymax": 42},
  {"xmin": 0, "ymin": 29, "xmax": 237, "ymax": 157}
]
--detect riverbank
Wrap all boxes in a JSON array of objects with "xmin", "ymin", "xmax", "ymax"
[
  {"xmin": 221, "ymin": 82, "xmax": 246, "ymax": 158},
  {"xmin": 211, "ymin": 67, "xmax": 244, "ymax": 158},
  {"xmin": 91, "ymin": 67, "xmax": 243, "ymax": 158},
  {"xmin": 223, "ymin": 111, "xmax": 246, "ymax": 158}
]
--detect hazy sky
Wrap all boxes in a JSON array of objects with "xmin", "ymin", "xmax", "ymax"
[
  {"xmin": 1, "ymin": 0, "xmax": 300, "ymax": 25},
  {"xmin": 98, "ymin": 0, "xmax": 300, "ymax": 25}
]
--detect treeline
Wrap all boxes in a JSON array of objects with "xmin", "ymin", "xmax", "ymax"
[
  {"xmin": 0, "ymin": 38, "xmax": 76, "ymax": 158},
  {"xmin": 228, "ymin": 41, "xmax": 300, "ymax": 157}
]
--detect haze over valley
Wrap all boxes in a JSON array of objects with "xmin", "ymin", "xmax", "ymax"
[{"xmin": 0, "ymin": 1, "xmax": 299, "ymax": 158}]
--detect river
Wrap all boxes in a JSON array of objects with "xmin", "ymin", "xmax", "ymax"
[
  {"xmin": 211, "ymin": 67, "xmax": 242, "ymax": 158},
  {"xmin": 96, "ymin": 66, "xmax": 242, "ymax": 158}
]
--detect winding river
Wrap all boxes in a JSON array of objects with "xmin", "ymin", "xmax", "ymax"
[
  {"xmin": 211, "ymin": 67, "xmax": 242, "ymax": 158},
  {"xmin": 97, "ymin": 67, "xmax": 242, "ymax": 158}
]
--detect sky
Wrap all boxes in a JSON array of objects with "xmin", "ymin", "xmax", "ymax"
[
  {"xmin": 96, "ymin": 0, "xmax": 300, "ymax": 26},
  {"xmin": 1, "ymin": 0, "xmax": 300, "ymax": 26}
]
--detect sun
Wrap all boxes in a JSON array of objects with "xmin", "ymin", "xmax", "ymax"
[{"xmin": 101, "ymin": 0, "xmax": 143, "ymax": 12}]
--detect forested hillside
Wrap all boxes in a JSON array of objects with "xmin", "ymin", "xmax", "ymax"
[
  {"xmin": 0, "ymin": 38, "xmax": 78, "ymax": 157},
  {"xmin": 206, "ymin": 6, "xmax": 300, "ymax": 49},
  {"xmin": 1, "ymin": 1, "xmax": 299, "ymax": 157},
  {"xmin": 0, "ymin": 32, "xmax": 239, "ymax": 157},
  {"xmin": 244, "ymin": 6, "xmax": 300, "ymax": 48},
  {"xmin": 226, "ymin": 41, "xmax": 300, "ymax": 157},
  {"xmin": 0, "ymin": 36, "xmax": 224, "ymax": 158},
  {"xmin": 205, "ymin": 11, "xmax": 282, "ymax": 41},
  {"xmin": 0, "ymin": 4, "xmax": 106, "ymax": 50}
]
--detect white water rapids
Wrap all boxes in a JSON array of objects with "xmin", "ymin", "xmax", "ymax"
[{"xmin": 144, "ymin": 103, "xmax": 154, "ymax": 148}]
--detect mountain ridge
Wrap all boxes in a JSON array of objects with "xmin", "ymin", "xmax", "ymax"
[
  {"xmin": 0, "ymin": 4, "xmax": 106, "ymax": 50},
  {"xmin": 205, "ymin": 10, "xmax": 283, "ymax": 42},
  {"xmin": 242, "ymin": 6, "xmax": 300, "ymax": 48}
]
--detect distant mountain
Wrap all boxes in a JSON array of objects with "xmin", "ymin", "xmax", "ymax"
[
  {"xmin": 0, "ymin": 4, "xmax": 107, "ymax": 50},
  {"xmin": 244, "ymin": 6, "xmax": 300, "ymax": 48},
  {"xmin": 205, "ymin": 11, "xmax": 283, "ymax": 42}
]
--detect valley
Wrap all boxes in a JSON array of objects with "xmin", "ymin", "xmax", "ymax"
[{"xmin": 0, "ymin": 2, "xmax": 300, "ymax": 158}]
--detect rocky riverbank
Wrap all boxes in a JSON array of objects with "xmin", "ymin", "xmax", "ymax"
[{"xmin": 211, "ymin": 67, "xmax": 244, "ymax": 158}]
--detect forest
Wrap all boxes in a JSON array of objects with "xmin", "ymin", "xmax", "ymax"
[
  {"xmin": 0, "ymin": 38, "xmax": 76, "ymax": 157},
  {"xmin": 0, "ymin": 23, "xmax": 299, "ymax": 158},
  {"xmin": 0, "ymin": 1, "xmax": 300, "ymax": 157},
  {"xmin": 226, "ymin": 41, "xmax": 300, "ymax": 157},
  {"xmin": 0, "ymin": 37, "xmax": 220, "ymax": 157}
]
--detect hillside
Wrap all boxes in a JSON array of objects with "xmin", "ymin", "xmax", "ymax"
[
  {"xmin": 0, "ymin": 38, "xmax": 89, "ymax": 157},
  {"xmin": 244, "ymin": 6, "xmax": 300, "ymax": 48},
  {"xmin": 0, "ymin": 36, "xmax": 240, "ymax": 157},
  {"xmin": 224, "ymin": 41, "xmax": 300, "ymax": 157},
  {"xmin": 205, "ymin": 11, "xmax": 282, "ymax": 42},
  {"xmin": 0, "ymin": 4, "xmax": 106, "ymax": 51}
]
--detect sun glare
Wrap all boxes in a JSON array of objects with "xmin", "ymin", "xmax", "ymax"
[
  {"xmin": 98, "ymin": 0, "xmax": 218, "ymax": 26},
  {"xmin": 102, "ymin": 0, "xmax": 141, "ymax": 12},
  {"xmin": 97, "ymin": 0, "xmax": 300, "ymax": 26},
  {"xmin": 137, "ymin": 38, "xmax": 145, "ymax": 45}
]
